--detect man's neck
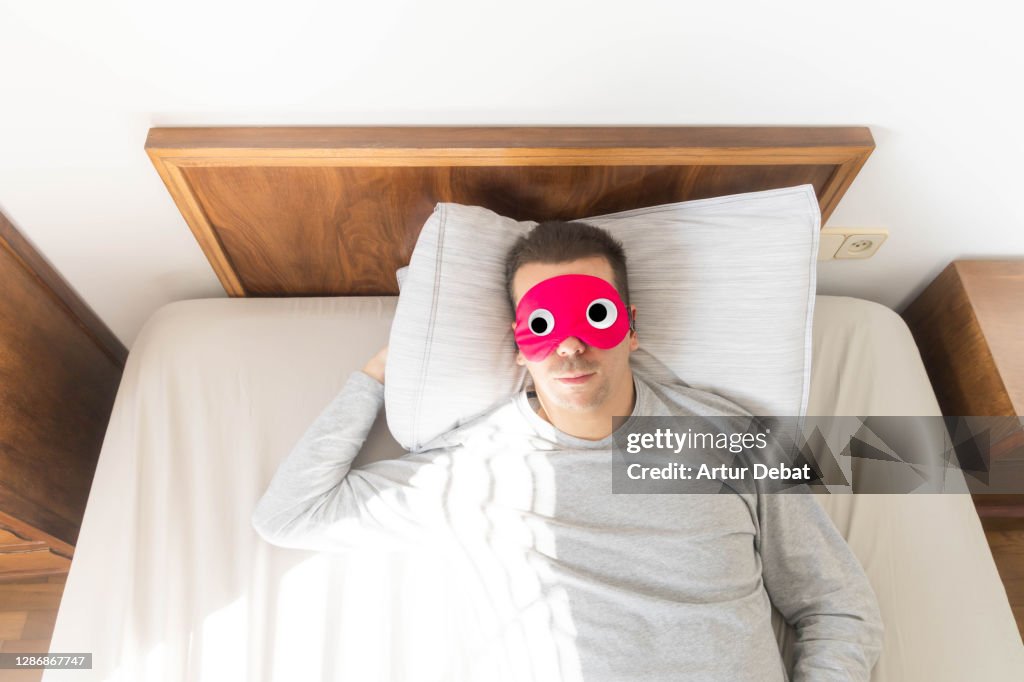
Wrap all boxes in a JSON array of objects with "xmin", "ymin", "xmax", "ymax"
[{"xmin": 534, "ymin": 374, "xmax": 637, "ymax": 441}]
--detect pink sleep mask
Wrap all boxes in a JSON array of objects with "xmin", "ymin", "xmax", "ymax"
[{"xmin": 514, "ymin": 274, "xmax": 632, "ymax": 361}]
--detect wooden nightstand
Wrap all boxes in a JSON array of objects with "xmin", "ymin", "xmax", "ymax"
[
  {"xmin": 902, "ymin": 259, "xmax": 1024, "ymax": 525},
  {"xmin": 0, "ymin": 211, "xmax": 126, "ymax": 582}
]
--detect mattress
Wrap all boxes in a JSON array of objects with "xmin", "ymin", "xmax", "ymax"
[{"xmin": 42, "ymin": 295, "xmax": 1023, "ymax": 681}]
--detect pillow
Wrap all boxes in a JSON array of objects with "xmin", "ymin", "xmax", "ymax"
[{"xmin": 386, "ymin": 185, "xmax": 820, "ymax": 451}]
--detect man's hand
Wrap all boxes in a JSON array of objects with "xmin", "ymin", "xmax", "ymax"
[{"xmin": 362, "ymin": 345, "xmax": 388, "ymax": 385}]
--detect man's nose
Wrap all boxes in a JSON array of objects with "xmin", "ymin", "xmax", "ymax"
[{"xmin": 556, "ymin": 337, "xmax": 586, "ymax": 356}]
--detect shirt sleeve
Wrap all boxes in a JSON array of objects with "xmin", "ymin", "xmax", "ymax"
[
  {"xmin": 251, "ymin": 370, "xmax": 448, "ymax": 552},
  {"xmin": 756, "ymin": 491, "xmax": 885, "ymax": 681}
]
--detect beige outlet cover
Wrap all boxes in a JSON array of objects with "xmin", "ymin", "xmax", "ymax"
[
  {"xmin": 818, "ymin": 232, "xmax": 846, "ymax": 260},
  {"xmin": 835, "ymin": 232, "xmax": 887, "ymax": 259}
]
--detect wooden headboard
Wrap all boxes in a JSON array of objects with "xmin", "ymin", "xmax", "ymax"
[{"xmin": 145, "ymin": 126, "xmax": 873, "ymax": 297}]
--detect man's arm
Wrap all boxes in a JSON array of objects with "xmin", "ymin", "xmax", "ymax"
[
  {"xmin": 251, "ymin": 350, "xmax": 445, "ymax": 552},
  {"xmin": 757, "ymin": 492, "xmax": 885, "ymax": 682}
]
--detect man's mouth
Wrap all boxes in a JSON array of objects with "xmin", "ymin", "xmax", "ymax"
[{"xmin": 556, "ymin": 372, "xmax": 594, "ymax": 384}]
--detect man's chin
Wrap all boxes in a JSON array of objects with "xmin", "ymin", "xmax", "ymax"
[
  {"xmin": 549, "ymin": 389, "xmax": 602, "ymax": 411},
  {"xmin": 556, "ymin": 400, "xmax": 593, "ymax": 411}
]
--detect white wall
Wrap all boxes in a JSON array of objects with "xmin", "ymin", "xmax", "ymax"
[{"xmin": 1, "ymin": 0, "xmax": 1021, "ymax": 349}]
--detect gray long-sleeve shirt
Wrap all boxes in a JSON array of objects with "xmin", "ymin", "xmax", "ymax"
[{"xmin": 252, "ymin": 370, "xmax": 883, "ymax": 681}]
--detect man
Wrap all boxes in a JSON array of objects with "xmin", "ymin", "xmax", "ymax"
[{"xmin": 252, "ymin": 221, "xmax": 884, "ymax": 681}]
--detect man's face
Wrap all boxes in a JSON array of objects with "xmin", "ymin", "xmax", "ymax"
[{"xmin": 511, "ymin": 256, "xmax": 638, "ymax": 414}]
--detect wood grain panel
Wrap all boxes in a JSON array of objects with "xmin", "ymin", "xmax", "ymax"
[
  {"xmin": 146, "ymin": 126, "xmax": 873, "ymax": 297},
  {"xmin": 0, "ymin": 583, "xmax": 65, "ymax": 612},
  {"xmin": 955, "ymin": 261, "xmax": 1024, "ymax": 415},
  {"xmin": 0, "ymin": 514, "xmax": 73, "ymax": 584},
  {"xmin": 0, "ymin": 573, "xmax": 66, "ymax": 678},
  {"xmin": 902, "ymin": 262, "xmax": 1014, "ymax": 417},
  {"xmin": 902, "ymin": 259, "xmax": 1024, "ymax": 521},
  {"xmin": 181, "ymin": 166, "xmax": 434, "ymax": 296},
  {"xmin": 0, "ymin": 211, "xmax": 126, "ymax": 549},
  {"xmin": 181, "ymin": 162, "xmax": 835, "ymax": 296},
  {"xmin": 0, "ymin": 548, "xmax": 70, "ymax": 583},
  {"xmin": 145, "ymin": 125, "xmax": 875, "ymax": 151},
  {"xmin": 985, "ymin": 527, "xmax": 1024, "ymax": 638}
]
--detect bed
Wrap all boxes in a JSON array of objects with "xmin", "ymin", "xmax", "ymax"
[{"xmin": 43, "ymin": 127, "xmax": 1023, "ymax": 680}]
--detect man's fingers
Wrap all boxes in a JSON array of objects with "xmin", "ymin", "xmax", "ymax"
[{"xmin": 362, "ymin": 345, "xmax": 388, "ymax": 384}]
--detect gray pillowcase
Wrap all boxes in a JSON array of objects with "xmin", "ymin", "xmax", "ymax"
[{"xmin": 386, "ymin": 185, "xmax": 819, "ymax": 451}]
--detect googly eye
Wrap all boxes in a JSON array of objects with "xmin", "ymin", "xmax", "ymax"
[
  {"xmin": 528, "ymin": 308, "xmax": 555, "ymax": 336},
  {"xmin": 586, "ymin": 298, "xmax": 618, "ymax": 329}
]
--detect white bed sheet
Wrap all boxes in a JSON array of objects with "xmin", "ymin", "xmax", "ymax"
[{"xmin": 42, "ymin": 295, "xmax": 1023, "ymax": 681}]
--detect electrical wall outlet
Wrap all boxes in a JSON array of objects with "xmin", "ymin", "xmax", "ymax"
[{"xmin": 818, "ymin": 227, "xmax": 888, "ymax": 260}]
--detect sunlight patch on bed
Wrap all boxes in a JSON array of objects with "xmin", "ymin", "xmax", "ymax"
[
  {"xmin": 272, "ymin": 555, "xmax": 329, "ymax": 680},
  {"xmin": 200, "ymin": 595, "xmax": 249, "ymax": 679}
]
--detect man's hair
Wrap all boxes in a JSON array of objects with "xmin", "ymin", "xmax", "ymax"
[{"xmin": 504, "ymin": 220, "xmax": 630, "ymax": 309}]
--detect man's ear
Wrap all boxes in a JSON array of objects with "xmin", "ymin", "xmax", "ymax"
[
  {"xmin": 628, "ymin": 305, "xmax": 639, "ymax": 351},
  {"xmin": 511, "ymin": 320, "xmax": 525, "ymax": 365}
]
